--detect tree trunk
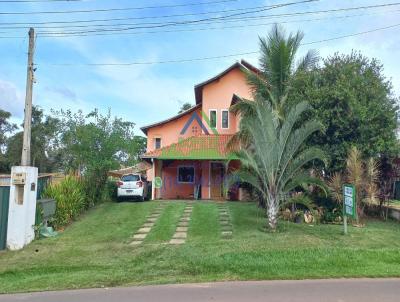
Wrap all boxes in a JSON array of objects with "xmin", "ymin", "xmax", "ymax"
[{"xmin": 267, "ymin": 197, "xmax": 278, "ymax": 231}]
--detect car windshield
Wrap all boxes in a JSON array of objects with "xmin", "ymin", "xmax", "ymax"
[{"xmin": 121, "ymin": 174, "xmax": 140, "ymax": 182}]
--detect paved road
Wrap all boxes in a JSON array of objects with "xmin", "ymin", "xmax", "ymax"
[{"xmin": 1, "ymin": 279, "xmax": 400, "ymax": 302}]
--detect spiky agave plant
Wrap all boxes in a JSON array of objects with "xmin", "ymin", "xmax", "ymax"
[
  {"xmin": 364, "ymin": 157, "xmax": 380, "ymax": 205},
  {"xmin": 231, "ymin": 99, "xmax": 327, "ymax": 231},
  {"xmin": 327, "ymin": 172, "xmax": 343, "ymax": 204},
  {"xmin": 345, "ymin": 146, "xmax": 364, "ymax": 223}
]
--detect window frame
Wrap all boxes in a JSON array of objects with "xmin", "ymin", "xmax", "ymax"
[
  {"xmin": 154, "ymin": 137, "xmax": 162, "ymax": 149},
  {"xmin": 209, "ymin": 109, "xmax": 217, "ymax": 129},
  {"xmin": 177, "ymin": 165, "xmax": 195, "ymax": 184},
  {"xmin": 221, "ymin": 109, "xmax": 229, "ymax": 129}
]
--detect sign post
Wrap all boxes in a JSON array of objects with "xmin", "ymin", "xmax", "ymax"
[{"xmin": 343, "ymin": 184, "xmax": 356, "ymax": 235}]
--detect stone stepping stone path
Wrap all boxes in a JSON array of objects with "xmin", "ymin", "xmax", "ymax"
[
  {"xmin": 217, "ymin": 204, "xmax": 233, "ymax": 239},
  {"xmin": 130, "ymin": 203, "xmax": 166, "ymax": 246},
  {"xmin": 169, "ymin": 203, "xmax": 193, "ymax": 245}
]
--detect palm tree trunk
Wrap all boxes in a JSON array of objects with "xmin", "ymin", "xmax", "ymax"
[{"xmin": 267, "ymin": 196, "xmax": 278, "ymax": 231}]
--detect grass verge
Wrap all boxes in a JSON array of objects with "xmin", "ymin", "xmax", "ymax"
[{"xmin": 0, "ymin": 201, "xmax": 399, "ymax": 293}]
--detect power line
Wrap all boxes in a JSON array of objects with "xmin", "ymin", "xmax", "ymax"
[
  {"xmin": 28, "ymin": 9, "xmax": 400, "ymax": 38},
  {"xmin": 0, "ymin": 0, "xmax": 241, "ymax": 14},
  {"xmin": 34, "ymin": 0, "xmax": 319, "ymax": 35},
  {"xmin": 38, "ymin": 22, "xmax": 400, "ymax": 66},
  {"xmin": 0, "ymin": 0, "xmax": 398, "ymax": 28},
  {"xmin": 35, "ymin": 2, "xmax": 400, "ymax": 36},
  {"xmin": 0, "ymin": 0, "xmax": 83, "ymax": 2},
  {"xmin": 0, "ymin": 1, "xmax": 394, "ymax": 35},
  {"xmin": 0, "ymin": 3, "xmax": 277, "ymax": 25},
  {"xmin": 2, "ymin": 9, "xmax": 398, "ymax": 39}
]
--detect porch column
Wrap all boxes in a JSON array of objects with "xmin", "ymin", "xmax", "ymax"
[
  {"xmin": 224, "ymin": 161, "xmax": 229, "ymax": 200},
  {"xmin": 156, "ymin": 160, "xmax": 163, "ymax": 199},
  {"xmin": 151, "ymin": 159, "xmax": 155, "ymax": 200}
]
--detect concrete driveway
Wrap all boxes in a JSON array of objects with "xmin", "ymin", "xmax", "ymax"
[{"xmin": 1, "ymin": 278, "xmax": 399, "ymax": 302}]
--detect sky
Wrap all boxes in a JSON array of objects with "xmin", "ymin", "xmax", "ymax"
[{"xmin": 0, "ymin": 0, "xmax": 399, "ymax": 137}]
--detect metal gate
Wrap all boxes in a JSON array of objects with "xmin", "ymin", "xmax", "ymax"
[{"xmin": 0, "ymin": 186, "xmax": 10, "ymax": 250}]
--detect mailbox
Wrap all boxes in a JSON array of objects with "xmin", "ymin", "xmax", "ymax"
[{"xmin": 12, "ymin": 172, "xmax": 26, "ymax": 186}]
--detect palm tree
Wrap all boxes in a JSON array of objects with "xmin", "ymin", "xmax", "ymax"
[
  {"xmin": 232, "ymin": 99, "xmax": 327, "ymax": 230},
  {"xmin": 229, "ymin": 24, "xmax": 325, "ymax": 230},
  {"xmin": 230, "ymin": 24, "xmax": 318, "ymax": 147}
]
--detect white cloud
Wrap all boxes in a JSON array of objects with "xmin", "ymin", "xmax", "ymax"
[
  {"xmin": 0, "ymin": 79, "xmax": 25, "ymax": 118},
  {"xmin": 92, "ymin": 62, "xmax": 195, "ymax": 126}
]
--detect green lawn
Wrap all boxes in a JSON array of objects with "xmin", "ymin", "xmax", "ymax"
[
  {"xmin": 389, "ymin": 200, "xmax": 400, "ymax": 208},
  {"xmin": 1, "ymin": 201, "xmax": 400, "ymax": 293}
]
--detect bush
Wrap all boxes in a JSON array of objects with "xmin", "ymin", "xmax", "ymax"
[
  {"xmin": 105, "ymin": 179, "xmax": 118, "ymax": 201},
  {"xmin": 43, "ymin": 176, "xmax": 86, "ymax": 229}
]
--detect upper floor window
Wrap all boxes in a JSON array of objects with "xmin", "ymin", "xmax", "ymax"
[
  {"xmin": 155, "ymin": 137, "xmax": 161, "ymax": 149},
  {"xmin": 221, "ymin": 110, "xmax": 229, "ymax": 129},
  {"xmin": 209, "ymin": 109, "xmax": 217, "ymax": 129}
]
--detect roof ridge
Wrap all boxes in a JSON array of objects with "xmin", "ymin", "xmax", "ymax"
[{"xmin": 140, "ymin": 103, "xmax": 201, "ymax": 135}]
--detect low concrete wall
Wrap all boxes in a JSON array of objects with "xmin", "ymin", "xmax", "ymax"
[{"xmin": 387, "ymin": 207, "xmax": 400, "ymax": 221}]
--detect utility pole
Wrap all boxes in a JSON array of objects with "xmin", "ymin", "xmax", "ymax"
[{"xmin": 21, "ymin": 28, "xmax": 35, "ymax": 166}]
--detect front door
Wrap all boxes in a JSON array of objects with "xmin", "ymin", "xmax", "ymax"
[{"xmin": 210, "ymin": 162, "xmax": 225, "ymax": 199}]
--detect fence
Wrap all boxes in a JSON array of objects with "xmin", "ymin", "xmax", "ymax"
[
  {"xmin": 37, "ymin": 174, "xmax": 53, "ymax": 199},
  {"xmin": 0, "ymin": 185, "xmax": 10, "ymax": 250}
]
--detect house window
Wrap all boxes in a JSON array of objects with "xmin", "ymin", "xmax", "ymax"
[
  {"xmin": 209, "ymin": 110, "xmax": 217, "ymax": 128},
  {"xmin": 155, "ymin": 138, "xmax": 161, "ymax": 149},
  {"xmin": 221, "ymin": 110, "xmax": 229, "ymax": 129},
  {"xmin": 177, "ymin": 166, "xmax": 195, "ymax": 183}
]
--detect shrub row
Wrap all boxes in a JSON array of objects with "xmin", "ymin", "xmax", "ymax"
[{"xmin": 42, "ymin": 176, "xmax": 117, "ymax": 229}]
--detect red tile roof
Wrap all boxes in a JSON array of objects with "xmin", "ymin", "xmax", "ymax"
[{"xmin": 141, "ymin": 135, "xmax": 238, "ymax": 160}]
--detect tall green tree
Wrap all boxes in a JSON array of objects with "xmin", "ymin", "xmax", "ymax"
[
  {"xmin": 289, "ymin": 52, "xmax": 399, "ymax": 173},
  {"xmin": 55, "ymin": 109, "xmax": 139, "ymax": 205},
  {"xmin": 178, "ymin": 102, "xmax": 193, "ymax": 113},
  {"xmin": 0, "ymin": 109, "xmax": 17, "ymax": 171},
  {"xmin": 6, "ymin": 106, "xmax": 59, "ymax": 172},
  {"xmin": 117, "ymin": 135, "xmax": 146, "ymax": 167}
]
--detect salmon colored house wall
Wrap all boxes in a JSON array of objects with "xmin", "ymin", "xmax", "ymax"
[
  {"xmin": 146, "ymin": 107, "xmax": 203, "ymax": 153},
  {"xmin": 201, "ymin": 68, "xmax": 252, "ymax": 135},
  {"xmin": 154, "ymin": 160, "xmax": 211, "ymax": 199},
  {"xmin": 146, "ymin": 107, "xmax": 202, "ymax": 182}
]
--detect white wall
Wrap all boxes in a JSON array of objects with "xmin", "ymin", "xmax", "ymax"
[{"xmin": 7, "ymin": 166, "xmax": 38, "ymax": 250}]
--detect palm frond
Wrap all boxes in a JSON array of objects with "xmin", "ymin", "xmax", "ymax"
[
  {"xmin": 346, "ymin": 146, "xmax": 363, "ymax": 188},
  {"xmin": 364, "ymin": 157, "xmax": 380, "ymax": 204},
  {"xmin": 281, "ymin": 194, "xmax": 316, "ymax": 211},
  {"xmin": 296, "ymin": 49, "xmax": 319, "ymax": 72},
  {"xmin": 327, "ymin": 172, "xmax": 343, "ymax": 203},
  {"xmin": 279, "ymin": 147, "xmax": 327, "ymax": 190}
]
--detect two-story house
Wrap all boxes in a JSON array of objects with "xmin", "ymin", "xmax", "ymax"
[{"xmin": 140, "ymin": 60, "xmax": 257, "ymax": 200}]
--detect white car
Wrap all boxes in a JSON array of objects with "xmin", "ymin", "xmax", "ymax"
[{"xmin": 117, "ymin": 174, "xmax": 148, "ymax": 201}]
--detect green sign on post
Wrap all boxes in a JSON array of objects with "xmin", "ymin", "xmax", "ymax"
[
  {"xmin": 342, "ymin": 184, "xmax": 356, "ymax": 234},
  {"xmin": 343, "ymin": 184, "xmax": 356, "ymax": 218}
]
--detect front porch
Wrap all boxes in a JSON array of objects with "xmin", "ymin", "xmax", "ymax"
[
  {"xmin": 151, "ymin": 159, "xmax": 241, "ymax": 200},
  {"xmin": 141, "ymin": 135, "xmax": 242, "ymax": 201}
]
